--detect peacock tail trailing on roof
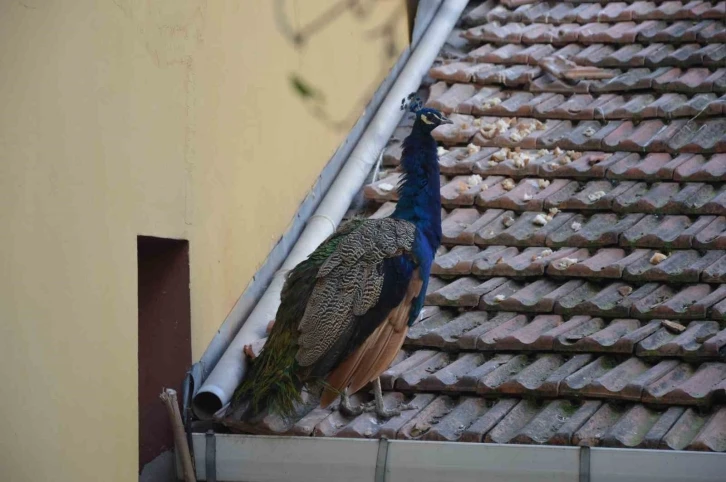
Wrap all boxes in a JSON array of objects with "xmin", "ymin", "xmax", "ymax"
[{"xmin": 228, "ymin": 94, "xmax": 451, "ymax": 425}]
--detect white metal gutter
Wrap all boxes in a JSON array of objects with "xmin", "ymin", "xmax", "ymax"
[
  {"xmin": 185, "ymin": 433, "xmax": 726, "ymax": 482},
  {"xmin": 192, "ymin": 0, "xmax": 469, "ymax": 419}
]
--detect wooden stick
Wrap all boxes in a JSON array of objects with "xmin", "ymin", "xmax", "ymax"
[{"xmin": 160, "ymin": 388, "xmax": 197, "ymax": 482}]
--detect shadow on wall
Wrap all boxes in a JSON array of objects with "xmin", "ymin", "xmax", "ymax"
[{"xmin": 276, "ymin": 0, "xmax": 406, "ymax": 131}]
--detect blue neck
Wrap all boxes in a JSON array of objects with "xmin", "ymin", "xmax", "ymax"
[{"xmin": 391, "ymin": 127, "xmax": 442, "ymax": 253}]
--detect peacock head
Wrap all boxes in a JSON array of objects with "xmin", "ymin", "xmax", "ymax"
[{"xmin": 401, "ymin": 93, "xmax": 452, "ymax": 132}]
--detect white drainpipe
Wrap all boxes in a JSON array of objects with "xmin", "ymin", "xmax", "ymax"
[{"xmin": 193, "ymin": 0, "xmax": 469, "ymax": 419}]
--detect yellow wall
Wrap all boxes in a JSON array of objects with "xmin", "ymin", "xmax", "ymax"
[{"xmin": 0, "ymin": 0, "xmax": 408, "ymax": 480}]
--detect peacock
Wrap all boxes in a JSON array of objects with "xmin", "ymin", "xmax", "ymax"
[{"xmin": 229, "ymin": 94, "xmax": 451, "ymax": 423}]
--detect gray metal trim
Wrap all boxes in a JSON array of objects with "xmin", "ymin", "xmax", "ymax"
[
  {"xmin": 205, "ymin": 430, "xmax": 217, "ymax": 482},
  {"xmin": 411, "ymin": 0, "xmax": 444, "ymax": 45},
  {"xmin": 375, "ymin": 437, "xmax": 390, "ymax": 482},
  {"xmin": 189, "ymin": 434, "xmax": 726, "ymax": 482},
  {"xmin": 579, "ymin": 446, "xmax": 590, "ymax": 482}
]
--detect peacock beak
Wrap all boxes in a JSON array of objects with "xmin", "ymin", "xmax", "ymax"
[{"xmin": 440, "ymin": 115, "xmax": 453, "ymax": 125}]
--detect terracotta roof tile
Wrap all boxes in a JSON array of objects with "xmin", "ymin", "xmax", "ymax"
[{"xmin": 295, "ymin": 0, "xmax": 726, "ymax": 452}]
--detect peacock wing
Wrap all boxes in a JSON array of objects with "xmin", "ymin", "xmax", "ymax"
[{"xmin": 295, "ymin": 217, "xmax": 416, "ymax": 368}]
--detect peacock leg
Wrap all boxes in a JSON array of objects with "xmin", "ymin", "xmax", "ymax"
[
  {"xmin": 370, "ymin": 377, "xmax": 410, "ymax": 419},
  {"xmin": 339, "ymin": 389, "xmax": 364, "ymax": 416}
]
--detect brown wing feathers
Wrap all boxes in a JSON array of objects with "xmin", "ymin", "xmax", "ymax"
[
  {"xmin": 320, "ymin": 269, "xmax": 423, "ymax": 407},
  {"xmin": 292, "ymin": 217, "xmax": 419, "ymax": 408},
  {"xmin": 295, "ymin": 218, "xmax": 415, "ymax": 368}
]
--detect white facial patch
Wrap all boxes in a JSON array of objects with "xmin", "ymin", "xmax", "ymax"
[{"xmin": 420, "ymin": 114, "xmax": 434, "ymax": 125}]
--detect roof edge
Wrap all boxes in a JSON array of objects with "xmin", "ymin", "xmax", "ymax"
[{"xmin": 185, "ymin": 433, "xmax": 726, "ymax": 482}]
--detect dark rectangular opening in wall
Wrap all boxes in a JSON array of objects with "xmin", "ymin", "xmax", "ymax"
[{"xmin": 138, "ymin": 236, "xmax": 191, "ymax": 474}]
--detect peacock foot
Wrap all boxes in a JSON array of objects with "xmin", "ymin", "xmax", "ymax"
[
  {"xmin": 339, "ymin": 391, "xmax": 364, "ymax": 417},
  {"xmin": 365, "ymin": 377, "xmax": 412, "ymax": 419}
]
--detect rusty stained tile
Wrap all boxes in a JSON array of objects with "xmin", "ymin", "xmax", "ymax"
[
  {"xmin": 479, "ymin": 177, "xmax": 571, "ymax": 212},
  {"xmin": 633, "ymin": 284, "xmax": 726, "ymax": 320},
  {"xmin": 432, "ymin": 245, "xmax": 481, "ymax": 276},
  {"xmin": 600, "ymin": 359, "xmax": 684, "ymax": 401},
  {"xmin": 486, "ymin": 246, "xmax": 579, "ymax": 278},
  {"xmin": 432, "ymin": 113, "xmax": 481, "ymax": 146},
  {"xmin": 550, "ymin": 248, "xmax": 649, "ymax": 279},
  {"xmin": 441, "ymin": 208, "xmax": 505, "ymax": 246},
  {"xmin": 473, "ymin": 149, "xmax": 552, "ymax": 178},
  {"xmin": 460, "ymin": 398, "xmax": 519, "ymax": 442},
  {"xmin": 573, "ymin": 402, "xmax": 630, "ymax": 447},
  {"xmin": 688, "ymin": 407, "xmax": 726, "ymax": 451},
  {"xmin": 333, "ymin": 392, "xmax": 410, "ymax": 439},
  {"xmin": 494, "ymin": 314, "xmax": 564, "ymax": 351},
  {"xmin": 430, "ymin": 83, "xmax": 479, "ymax": 114},
  {"xmin": 620, "ymin": 214, "xmax": 714, "ymax": 249},
  {"xmin": 475, "ymin": 210, "xmax": 575, "ymax": 248},
  {"xmin": 435, "ymin": 147, "xmax": 484, "ymax": 175},
  {"xmin": 643, "ymin": 361, "xmax": 726, "ymax": 406},
  {"xmin": 461, "ymin": 0, "xmax": 498, "ymax": 26},
  {"xmin": 511, "ymin": 400, "xmax": 597, "ymax": 445},
  {"xmin": 397, "ymin": 395, "xmax": 458, "ymax": 440},
  {"xmin": 423, "ymin": 396, "xmax": 492, "ymax": 442},
  {"xmin": 606, "ymin": 153, "xmax": 683, "ymax": 181},
  {"xmin": 658, "ymin": 407, "xmax": 708, "ymax": 450},
  {"xmin": 454, "ymin": 354, "xmax": 518, "ymax": 392},
  {"xmin": 364, "ymin": 393, "xmax": 438, "ymax": 440},
  {"xmin": 440, "ymin": 174, "xmax": 502, "ymax": 208},
  {"xmin": 313, "ymin": 393, "xmax": 372, "ymax": 437},
  {"xmin": 605, "ymin": 119, "xmax": 667, "ymax": 152},
  {"xmin": 669, "ymin": 118, "xmax": 726, "ymax": 154},
  {"xmin": 429, "ymin": 61, "xmax": 488, "ymax": 84},
  {"xmin": 702, "ymin": 252, "xmax": 726, "ymax": 283},
  {"xmin": 406, "ymin": 308, "xmax": 456, "ymax": 346},
  {"xmin": 420, "ymin": 353, "xmax": 487, "ymax": 392},
  {"xmin": 544, "ymin": 152, "xmax": 620, "ymax": 179},
  {"xmin": 292, "ymin": 405, "xmax": 338, "ymax": 436},
  {"xmin": 461, "ymin": 312, "xmax": 526, "ymax": 351},
  {"xmin": 555, "ymin": 318, "xmax": 645, "ymax": 355},
  {"xmin": 693, "ymin": 216, "xmax": 726, "ymax": 250},
  {"xmin": 426, "ymin": 276, "xmax": 509, "ymax": 308},
  {"xmin": 484, "ymin": 399, "xmax": 544, "ymax": 444},
  {"xmin": 547, "ymin": 213, "xmax": 645, "ymax": 248},
  {"xmin": 600, "ymin": 404, "xmax": 664, "ymax": 448},
  {"xmin": 561, "ymin": 356, "xmax": 623, "ymax": 396},
  {"xmin": 625, "ymin": 250, "xmax": 726, "ymax": 283},
  {"xmin": 470, "ymin": 245, "xmax": 520, "ymax": 276},
  {"xmin": 675, "ymin": 154, "xmax": 726, "ymax": 182},
  {"xmin": 555, "ymin": 281, "xmax": 657, "ymax": 318},
  {"xmin": 618, "ymin": 182, "xmax": 726, "ymax": 216},
  {"xmin": 636, "ymin": 320, "xmax": 723, "ymax": 359},
  {"xmin": 418, "ymin": 311, "xmax": 492, "ymax": 352},
  {"xmin": 380, "ymin": 350, "xmax": 440, "ymax": 390},
  {"xmin": 483, "ymin": 278, "xmax": 585, "ymax": 313},
  {"xmin": 457, "ymin": 88, "xmax": 502, "ymax": 115},
  {"xmin": 393, "ymin": 352, "xmax": 454, "ymax": 391},
  {"xmin": 363, "ymin": 172, "xmax": 402, "ymax": 202},
  {"xmin": 545, "ymin": 179, "xmax": 639, "ymax": 212}
]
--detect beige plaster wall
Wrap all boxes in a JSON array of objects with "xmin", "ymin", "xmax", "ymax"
[{"xmin": 0, "ymin": 0, "xmax": 408, "ymax": 479}]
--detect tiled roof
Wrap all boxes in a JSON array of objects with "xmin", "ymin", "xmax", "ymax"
[{"xmin": 248, "ymin": 1, "xmax": 726, "ymax": 451}]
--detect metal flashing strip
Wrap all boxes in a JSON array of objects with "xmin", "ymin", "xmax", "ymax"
[
  {"xmin": 205, "ymin": 430, "xmax": 217, "ymax": 482},
  {"xmin": 579, "ymin": 446, "xmax": 590, "ymax": 482},
  {"xmin": 375, "ymin": 437, "xmax": 390, "ymax": 482},
  {"xmin": 188, "ymin": 434, "xmax": 726, "ymax": 482}
]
